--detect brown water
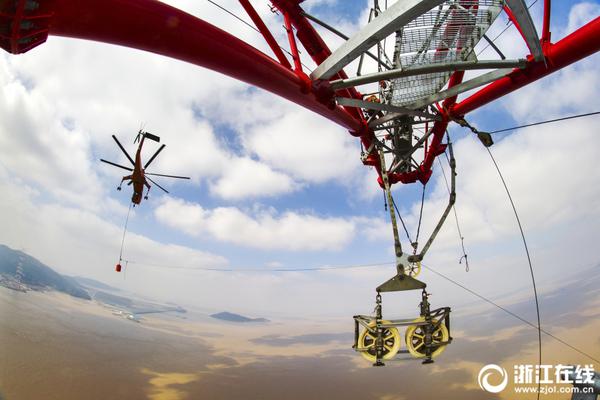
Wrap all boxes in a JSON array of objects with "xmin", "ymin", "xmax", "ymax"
[{"xmin": 1, "ymin": 287, "xmax": 599, "ymax": 400}]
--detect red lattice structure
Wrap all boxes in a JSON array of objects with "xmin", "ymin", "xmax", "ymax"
[{"xmin": 0, "ymin": 0, "xmax": 599, "ymax": 187}]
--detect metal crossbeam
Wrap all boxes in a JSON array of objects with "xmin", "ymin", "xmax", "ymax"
[
  {"xmin": 330, "ymin": 59, "xmax": 526, "ymax": 90},
  {"xmin": 310, "ymin": 0, "xmax": 446, "ymax": 80},
  {"xmin": 405, "ymin": 68, "xmax": 514, "ymax": 109},
  {"xmin": 336, "ymin": 97, "xmax": 440, "ymax": 120},
  {"xmin": 300, "ymin": 11, "xmax": 391, "ymax": 71},
  {"xmin": 505, "ymin": 0, "xmax": 544, "ymax": 62}
]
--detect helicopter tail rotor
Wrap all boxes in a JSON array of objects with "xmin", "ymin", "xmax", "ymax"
[{"xmin": 135, "ymin": 130, "xmax": 160, "ymax": 143}]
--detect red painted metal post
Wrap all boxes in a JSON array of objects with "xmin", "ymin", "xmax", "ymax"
[
  {"xmin": 269, "ymin": 1, "xmax": 365, "ymax": 106},
  {"xmin": 283, "ymin": 13, "xmax": 303, "ymax": 73},
  {"xmin": 238, "ymin": 0, "xmax": 292, "ymax": 70},
  {"xmin": 542, "ymin": 0, "xmax": 552, "ymax": 43}
]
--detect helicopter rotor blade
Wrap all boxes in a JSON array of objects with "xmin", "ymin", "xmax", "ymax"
[
  {"xmin": 144, "ymin": 144, "xmax": 166, "ymax": 169},
  {"xmin": 145, "ymin": 172, "xmax": 190, "ymax": 180},
  {"xmin": 100, "ymin": 159, "xmax": 134, "ymax": 171},
  {"xmin": 112, "ymin": 135, "xmax": 135, "ymax": 165},
  {"xmin": 146, "ymin": 176, "xmax": 169, "ymax": 194},
  {"xmin": 143, "ymin": 132, "xmax": 160, "ymax": 142}
]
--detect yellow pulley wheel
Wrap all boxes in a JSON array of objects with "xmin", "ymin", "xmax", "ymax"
[
  {"xmin": 358, "ymin": 320, "xmax": 401, "ymax": 362},
  {"xmin": 405, "ymin": 317, "xmax": 449, "ymax": 359},
  {"xmin": 406, "ymin": 261, "xmax": 421, "ymax": 278}
]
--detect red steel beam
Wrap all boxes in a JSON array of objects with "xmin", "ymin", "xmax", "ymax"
[
  {"xmin": 283, "ymin": 12, "xmax": 303, "ymax": 72},
  {"xmin": 542, "ymin": 0, "xmax": 552, "ymax": 43},
  {"xmin": 451, "ymin": 16, "xmax": 600, "ymax": 117},
  {"xmin": 269, "ymin": 0, "xmax": 376, "ymax": 162},
  {"xmin": 10, "ymin": 0, "xmax": 598, "ymax": 189},
  {"xmin": 44, "ymin": 0, "xmax": 363, "ymax": 133},
  {"xmin": 238, "ymin": 0, "xmax": 292, "ymax": 70}
]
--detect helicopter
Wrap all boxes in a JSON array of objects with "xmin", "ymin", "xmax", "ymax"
[{"xmin": 100, "ymin": 130, "xmax": 190, "ymax": 205}]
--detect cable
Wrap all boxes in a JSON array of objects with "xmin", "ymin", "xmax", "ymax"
[
  {"xmin": 438, "ymin": 154, "xmax": 469, "ymax": 271},
  {"xmin": 414, "ymin": 183, "xmax": 426, "ymax": 247},
  {"xmin": 121, "ymin": 259, "xmax": 395, "ymax": 272},
  {"xmin": 477, "ymin": 0, "xmax": 539, "ymax": 56},
  {"xmin": 421, "ymin": 263, "xmax": 599, "ymax": 364},
  {"xmin": 390, "ymin": 196, "xmax": 414, "ymax": 245},
  {"xmin": 206, "ymin": 0, "xmax": 257, "ymax": 32},
  {"xmin": 121, "ymin": 253, "xmax": 597, "ymax": 363},
  {"xmin": 118, "ymin": 203, "xmax": 133, "ymax": 262},
  {"xmin": 203, "ymin": 0, "xmax": 313, "ymax": 72},
  {"xmin": 489, "ymin": 111, "xmax": 600, "ymax": 134},
  {"xmin": 486, "ymin": 147, "xmax": 543, "ymax": 399}
]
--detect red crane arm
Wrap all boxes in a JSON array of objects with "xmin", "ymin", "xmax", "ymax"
[
  {"xmin": 40, "ymin": 0, "xmax": 364, "ymax": 133},
  {"xmin": 2, "ymin": 0, "xmax": 599, "ymax": 188}
]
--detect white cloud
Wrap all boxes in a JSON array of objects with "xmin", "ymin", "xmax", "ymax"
[
  {"xmin": 155, "ymin": 197, "xmax": 356, "ymax": 251},
  {"xmin": 209, "ymin": 157, "xmax": 298, "ymax": 200},
  {"xmin": 565, "ymin": 2, "xmax": 600, "ymax": 35},
  {"xmin": 2, "ymin": 34, "xmax": 310, "ymax": 202},
  {"xmin": 241, "ymin": 107, "xmax": 361, "ymax": 183},
  {"xmin": 0, "ymin": 166, "xmax": 227, "ymax": 287},
  {"xmin": 0, "ymin": 0, "xmax": 599, "ymax": 319},
  {"xmin": 0, "ymin": 63, "xmax": 106, "ymax": 208}
]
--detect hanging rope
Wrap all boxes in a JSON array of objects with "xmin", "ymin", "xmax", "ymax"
[
  {"xmin": 489, "ymin": 111, "xmax": 600, "ymax": 134},
  {"xmin": 422, "ymin": 262, "xmax": 599, "ymax": 364},
  {"xmin": 120, "ymin": 259, "xmax": 395, "ymax": 272},
  {"xmin": 477, "ymin": 0, "xmax": 539, "ymax": 56},
  {"xmin": 486, "ymin": 147, "xmax": 543, "ymax": 400},
  {"xmin": 414, "ymin": 183, "xmax": 426, "ymax": 250},
  {"xmin": 119, "ymin": 203, "xmax": 134, "ymax": 263},
  {"xmin": 390, "ymin": 196, "xmax": 414, "ymax": 245},
  {"xmin": 202, "ymin": 0, "xmax": 313, "ymax": 72},
  {"xmin": 438, "ymin": 153, "xmax": 470, "ymax": 271}
]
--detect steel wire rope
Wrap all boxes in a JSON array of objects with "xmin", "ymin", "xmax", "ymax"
[
  {"xmin": 437, "ymin": 154, "xmax": 469, "ymax": 271},
  {"xmin": 414, "ymin": 183, "xmax": 426, "ymax": 247},
  {"xmin": 486, "ymin": 147, "xmax": 543, "ymax": 400},
  {"xmin": 119, "ymin": 255, "xmax": 599, "ymax": 364},
  {"xmin": 421, "ymin": 262, "xmax": 599, "ymax": 364},
  {"xmin": 203, "ymin": 0, "xmax": 313, "ymax": 72},
  {"xmin": 488, "ymin": 111, "xmax": 600, "ymax": 134},
  {"xmin": 120, "ymin": 259, "xmax": 395, "ymax": 272},
  {"xmin": 390, "ymin": 196, "xmax": 414, "ymax": 245},
  {"xmin": 477, "ymin": 0, "xmax": 539, "ymax": 57},
  {"xmin": 118, "ymin": 203, "xmax": 133, "ymax": 263}
]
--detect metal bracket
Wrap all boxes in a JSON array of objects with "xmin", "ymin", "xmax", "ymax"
[{"xmin": 377, "ymin": 273, "xmax": 426, "ymax": 292}]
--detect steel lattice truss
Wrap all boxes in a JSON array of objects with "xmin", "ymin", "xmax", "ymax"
[
  {"xmin": 0, "ymin": 0, "xmax": 598, "ymax": 188},
  {"xmin": 391, "ymin": 0, "xmax": 504, "ymax": 107}
]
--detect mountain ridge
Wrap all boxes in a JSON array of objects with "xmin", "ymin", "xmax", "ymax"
[
  {"xmin": 0, "ymin": 244, "xmax": 90, "ymax": 300},
  {"xmin": 210, "ymin": 311, "xmax": 269, "ymax": 323}
]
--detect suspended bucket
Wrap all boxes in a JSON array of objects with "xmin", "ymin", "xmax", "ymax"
[{"xmin": 115, "ymin": 263, "xmax": 122, "ymax": 272}]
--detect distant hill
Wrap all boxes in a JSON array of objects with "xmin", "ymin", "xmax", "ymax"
[
  {"xmin": 210, "ymin": 311, "xmax": 269, "ymax": 323},
  {"xmin": 71, "ymin": 276, "xmax": 121, "ymax": 292},
  {"xmin": 0, "ymin": 244, "xmax": 90, "ymax": 300}
]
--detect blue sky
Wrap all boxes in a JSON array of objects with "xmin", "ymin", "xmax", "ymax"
[{"xmin": 0, "ymin": 0, "xmax": 599, "ymax": 318}]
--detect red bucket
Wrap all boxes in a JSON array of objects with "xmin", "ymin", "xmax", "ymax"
[{"xmin": 115, "ymin": 263, "xmax": 122, "ymax": 272}]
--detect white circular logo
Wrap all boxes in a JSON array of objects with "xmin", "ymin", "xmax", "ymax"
[{"xmin": 478, "ymin": 364, "xmax": 508, "ymax": 393}]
